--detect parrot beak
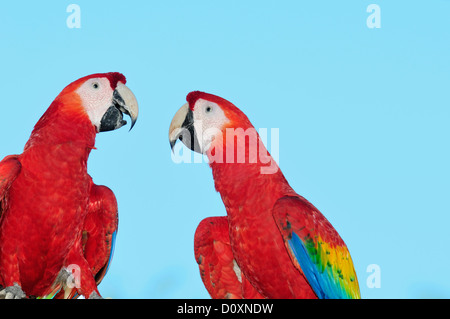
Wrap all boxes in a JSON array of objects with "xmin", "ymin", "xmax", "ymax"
[
  {"xmin": 169, "ymin": 103, "xmax": 201, "ymax": 153},
  {"xmin": 99, "ymin": 82, "xmax": 139, "ymax": 132}
]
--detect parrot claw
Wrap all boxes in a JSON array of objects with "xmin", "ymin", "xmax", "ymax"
[
  {"xmin": 88, "ymin": 291, "xmax": 103, "ymax": 299},
  {"xmin": 0, "ymin": 283, "xmax": 26, "ymax": 299},
  {"xmin": 54, "ymin": 267, "xmax": 72, "ymax": 287}
]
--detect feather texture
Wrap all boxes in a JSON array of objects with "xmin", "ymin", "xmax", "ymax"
[
  {"xmin": 0, "ymin": 74, "xmax": 124, "ymax": 298},
  {"xmin": 188, "ymin": 91, "xmax": 360, "ymax": 299}
]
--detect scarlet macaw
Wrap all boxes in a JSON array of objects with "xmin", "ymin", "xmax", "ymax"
[
  {"xmin": 0, "ymin": 73, "xmax": 138, "ymax": 299},
  {"xmin": 169, "ymin": 91, "xmax": 360, "ymax": 299}
]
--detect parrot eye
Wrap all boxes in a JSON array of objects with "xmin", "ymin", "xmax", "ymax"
[
  {"xmin": 92, "ymin": 82, "xmax": 100, "ymax": 89},
  {"xmin": 206, "ymin": 106, "xmax": 212, "ymax": 113}
]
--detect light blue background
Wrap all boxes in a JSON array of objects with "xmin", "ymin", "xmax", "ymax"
[{"xmin": 1, "ymin": 1, "xmax": 449, "ymax": 298}]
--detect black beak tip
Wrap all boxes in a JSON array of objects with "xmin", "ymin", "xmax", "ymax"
[
  {"xmin": 129, "ymin": 119, "xmax": 137, "ymax": 132},
  {"xmin": 170, "ymin": 139, "xmax": 176, "ymax": 151}
]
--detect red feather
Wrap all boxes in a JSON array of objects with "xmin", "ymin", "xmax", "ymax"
[
  {"xmin": 189, "ymin": 91, "xmax": 359, "ymax": 299},
  {"xmin": 0, "ymin": 74, "xmax": 122, "ymax": 298},
  {"xmin": 194, "ymin": 217, "xmax": 264, "ymax": 299}
]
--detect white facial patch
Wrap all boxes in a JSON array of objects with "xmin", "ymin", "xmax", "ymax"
[
  {"xmin": 192, "ymin": 98, "xmax": 229, "ymax": 153},
  {"xmin": 75, "ymin": 77, "xmax": 115, "ymax": 130}
]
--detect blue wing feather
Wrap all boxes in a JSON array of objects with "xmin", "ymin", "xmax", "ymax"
[
  {"xmin": 288, "ymin": 232, "xmax": 327, "ymax": 298},
  {"xmin": 104, "ymin": 230, "xmax": 117, "ymax": 276},
  {"xmin": 274, "ymin": 196, "xmax": 360, "ymax": 299}
]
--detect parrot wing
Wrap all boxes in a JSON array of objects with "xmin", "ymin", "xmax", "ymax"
[
  {"xmin": 83, "ymin": 184, "xmax": 118, "ymax": 285},
  {"xmin": 52, "ymin": 183, "xmax": 118, "ymax": 299},
  {"xmin": 0, "ymin": 156, "xmax": 21, "ymax": 293},
  {"xmin": 194, "ymin": 217, "xmax": 265, "ymax": 299},
  {"xmin": 0, "ymin": 155, "xmax": 21, "ymax": 220},
  {"xmin": 272, "ymin": 196, "xmax": 360, "ymax": 299}
]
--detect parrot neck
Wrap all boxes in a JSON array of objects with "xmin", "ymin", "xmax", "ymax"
[
  {"xmin": 208, "ymin": 132, "xmax": 292, "ymax": 208},
  {"xmin": 23, "ymin": 101, "xmax": 97, "ymax": 155}
]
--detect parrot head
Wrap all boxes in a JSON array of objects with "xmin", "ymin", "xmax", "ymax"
[
  {"xmin": 65, "ymin": 72, "xmax": 138, "ymax": 132},
  {"xmin": 169, "ymin": 91, "xmax": 252, "ymax": 155},
  {"xmin": 37, "ymin": 72, "xmax": 139, "ymax": 135}
]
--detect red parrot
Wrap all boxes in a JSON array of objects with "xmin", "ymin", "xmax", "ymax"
[
  {"xmin": 0, "ymin": 73, "xmax": 138, "ymax": 299},
  {"xmin": 169, "ymin": 91, "xmax": 360, "ymax": 299}
]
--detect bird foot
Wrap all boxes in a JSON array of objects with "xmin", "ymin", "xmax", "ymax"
[
  {"xmin": 0, "ymin": 283, "xmax": 26, "ymax": 299},
  {"xmin": 88, "ymin": 291, "xmax": 103, "ymax": 299},
  {"xmin": 54, "ymin": 267, "xmax": 72, "ymax": 287}
]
